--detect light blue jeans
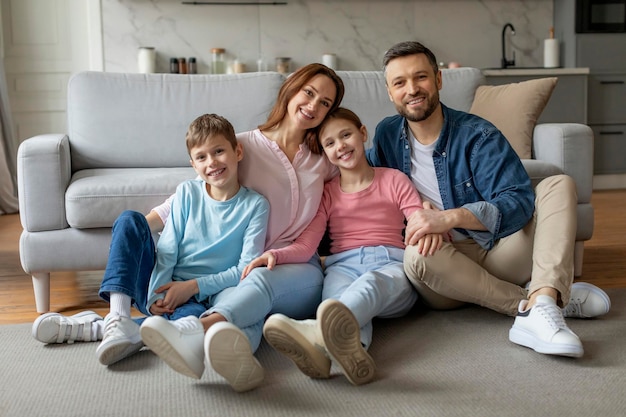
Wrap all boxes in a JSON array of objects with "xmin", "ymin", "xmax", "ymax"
[
  {"xmin": 322, "ymin": 246, "xmax": 418, "ymax": 349},
  {"xmin": 205, "ymin": 254, "xmax": 324, "ymax": 352}
]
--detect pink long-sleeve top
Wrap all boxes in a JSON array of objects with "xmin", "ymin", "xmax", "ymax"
[
  {"xmin": 269, "ymin": 167, "xmax": 424, "ymax": 264},
  {"xmin": 152, "ymin": 129, "xmax": 337, "ymax": 251}
]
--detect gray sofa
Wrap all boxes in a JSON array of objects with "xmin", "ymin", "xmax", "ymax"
[{"xmin": 17, "ymin": 68, "xmax": 594, "ymax": 313}]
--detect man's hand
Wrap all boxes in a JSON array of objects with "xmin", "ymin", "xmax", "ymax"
[
  {"xmin": 242, "ymin": 251, "xmax": 276, "ymax": 280},
  {"xmin": 405, "ymin": 208, "xmax": 451, "ymax": 246}
]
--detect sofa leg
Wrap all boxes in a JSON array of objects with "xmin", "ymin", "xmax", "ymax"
[
  {"xmin": 574, "ymin": 241, "xmax": 584, "ymax": 278},
  {"xmin": 32, "ymin": 272, "xmax": 51, "ymax": 313}
]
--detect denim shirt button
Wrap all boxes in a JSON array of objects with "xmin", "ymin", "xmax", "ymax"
[
  {"xmin": 442, "ymin": 151, "xmax": 446, "ymax": 157},
  {"xmin": 466, "ymin": 182, "xmax": 471, "ymax": 187}
]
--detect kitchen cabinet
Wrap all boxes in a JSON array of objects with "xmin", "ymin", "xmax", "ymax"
[
  {"xmin": 483, "ymin": 69, "xmax": 589, "ymax": 124},
  {"xmin": 587, "ymin": 72, "xmax": 626, "ymax": 174}
]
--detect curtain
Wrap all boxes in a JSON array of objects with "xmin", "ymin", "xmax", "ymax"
[{"xmin": 0, "ymin": 56, "xmax": 19, "ymax": 214}]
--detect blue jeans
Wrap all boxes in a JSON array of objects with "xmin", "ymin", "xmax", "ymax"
[
  {"xmin": 322, "ymin": 246, "xmax": 418, "ymax": 349},
  {"xmin": 206, "ymin": 254, "xmax": 324, "ymax": 352},
  {"xmin": 99, "ymin": 210, "xmax": 208, "ymax": 324}
]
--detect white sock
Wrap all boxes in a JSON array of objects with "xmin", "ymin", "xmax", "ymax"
[{"xmin": 109, "ymin": 292, "xmax": 132, "ymax": 318}]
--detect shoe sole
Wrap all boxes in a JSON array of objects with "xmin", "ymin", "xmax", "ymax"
[
  {"xmin": 140, "ymin": 325, "xmax": 204, "ymax": 379},
  {"xmin": 509, "ymin": 327, "xmax": 584, "ymax": 358},
  {"xmin": 96, "ymin": 336, "xmax": 144, "ymax": 365},
  {"xmin": 32, "ymin": 311, "xmax": 101, "ymax": 344},
  {"xmin": 318, "ymin": 300, "xmax": 376, "ymax": 385},
  {"xmin": 568, "ymin": 282, "xmax": 611, "ymax": 318},
  {"xmin": 206, "ymin": 323, "xmax": 264, "ymax": 392},
  {"xmin": 263, "ymin": 315, "xmax": 330, "ymax": 379}
]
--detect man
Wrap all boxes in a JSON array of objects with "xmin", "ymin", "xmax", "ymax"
[{"xmin": 367, "ymin": 40, "xmax": 610, "ymax": 358}]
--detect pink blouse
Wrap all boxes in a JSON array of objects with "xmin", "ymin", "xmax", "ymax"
[{"xmin": 152, "ymin": 129, "xmax": 337, "ymax": 251}]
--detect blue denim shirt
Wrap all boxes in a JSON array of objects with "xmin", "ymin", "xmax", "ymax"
[{"xmin": 366, "ymin": 103, "xmax": 534, "ymax": 250}]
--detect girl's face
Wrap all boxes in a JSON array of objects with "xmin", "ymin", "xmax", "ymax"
[
  {"xmin": 319, "ymin": 118, "xmax": 368, "ymax": 170},
  {"xmin": 190, "ymin": 135, "xmax": 243, "ymax": 198},
  {"xmin": 286, "ymin": 74, "xmax": 337, "ymax": 131}
]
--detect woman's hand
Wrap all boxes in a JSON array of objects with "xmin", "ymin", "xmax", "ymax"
[
  {"xmin": 152, "ymin": 280, "xmax": 199, "ymax": 312},
  {"xmin": 241, "ymin": 251, "xmax": 276, "ymax": 280}
]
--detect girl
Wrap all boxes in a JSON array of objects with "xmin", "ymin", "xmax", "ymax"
[{"xmin": 246, "ymin": 107, "xmax": 444, "ymax": 385}]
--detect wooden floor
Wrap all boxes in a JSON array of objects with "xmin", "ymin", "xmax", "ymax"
[{"xmin": 2, "ymin": 189, "xmax": 625, "ymax": 325}]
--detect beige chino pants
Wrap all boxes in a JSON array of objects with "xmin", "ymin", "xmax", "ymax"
[{"xmin": 404, "ymin": 175, "xmax": 576, "ymax": 316}]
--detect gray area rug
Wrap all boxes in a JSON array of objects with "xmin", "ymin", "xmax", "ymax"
[{"xmin": 2, "ymin": 288, "xmax": 625, "ymax": 417}]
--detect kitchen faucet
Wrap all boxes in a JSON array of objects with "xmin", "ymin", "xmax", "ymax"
[{"xmin": 501, "ymin": 23, "xmax": 516, "ymax": 68}]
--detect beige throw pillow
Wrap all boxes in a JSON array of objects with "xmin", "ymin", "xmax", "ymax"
[{"xmin": 469, "ymin": 77, "xmax": 557, "ymax": 159}]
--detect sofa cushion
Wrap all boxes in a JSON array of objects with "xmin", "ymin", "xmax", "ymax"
[
  {"xmin": 65, "ymin": 167, "xmax": 196, "ymax": 228},
  {"xmin": 469, "ymin": 77, "xmax": 557, "ymax": 159}
]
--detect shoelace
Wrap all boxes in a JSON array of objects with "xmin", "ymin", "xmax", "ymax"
[
  {"xmin": 174, "ymin": 318, "xmax": 201, "ymax": 332},
  {"xmin": 103, "ymin": 316, "xmax": 125, "ymax": 337},
  {"xmin": 536, "ymin": 303, "xmax": 568, "ymax": 330},
  {"xmin": 563, "ymin": 299, "xmax": 582, "ymax": 318}
]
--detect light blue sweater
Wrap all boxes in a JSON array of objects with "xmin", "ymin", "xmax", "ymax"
[{"xmin": 146, "ymin": 179, "xmax": 269, "ymax": 311}]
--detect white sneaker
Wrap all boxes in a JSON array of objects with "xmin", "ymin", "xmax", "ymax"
[
  {"xmin": 32, "ymin": 311, "xmax": 102, "ymax": 344},
  {"xmin": 509, "ymin": 295, "xmax": 583, "ymax": 358},
  {"xmin": 263, "ymin": 314, "xmax": 331, "ymax": 379},
  {"xmin": 563, "ymin": 282, "xmax": 611, "ymax": 318},
  {"xmin": 96, "ymin": 315, "xmax": 144, "ymax": 365},
  {"xmin": 205, "ymin": 322, "xmax": 264, "ymax": 392},
  {"xmin": 140, "ymin": 315, "xmax": 205, "ymax": 379},
  {"xmin": 317, "ymin": 299, "xmax": 376, "ymax": 385}
]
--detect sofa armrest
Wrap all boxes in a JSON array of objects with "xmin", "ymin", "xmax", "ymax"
[
  {"xmin": 17, "ymin": 134, "xmax": 72, "ymax": 231},
  {"xmin": 532, "ymin": 123, "xmax": 593, "ymax": 204}
]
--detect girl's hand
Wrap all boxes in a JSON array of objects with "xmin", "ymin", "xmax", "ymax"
[
  {"xmin": 241, "ymin": 251, "xmax": 276, "ymax": 280},
  {"xmin": 153, "ymin": 280, "xmax": 199, "ymax": 311},
  {"xmin": 416, "ymin": 233, "xmax": 443, "ymax": 257}
]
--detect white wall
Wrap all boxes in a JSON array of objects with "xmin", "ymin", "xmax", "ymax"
[{"xmin": 102, "ymin": 0, "xmax": 555, "ymax": 73}]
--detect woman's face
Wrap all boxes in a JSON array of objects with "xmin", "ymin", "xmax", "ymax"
[{"xmin": 285, "ymin": 74, "xmax": 337, "ymax": 131}]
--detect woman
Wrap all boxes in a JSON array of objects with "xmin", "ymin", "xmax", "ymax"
[{"xmin": 33, "ymin": 63, "xmax": 344, "ymax": 393}]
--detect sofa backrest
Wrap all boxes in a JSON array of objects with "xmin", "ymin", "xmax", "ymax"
[
  {"xmin": 337, "ymin": 68, "xmax": 485, "ymax": 146},
  {"xmin": 67, "ymin": 71, "xmax": 285, "ymax": 171},
  {"xmin": 67, "ymin": 68, "xmax": 484, "ymax": 171}
]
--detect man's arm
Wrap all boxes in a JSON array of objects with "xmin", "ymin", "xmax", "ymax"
[{"xmin": 404, "ymin": 207, "xmax": 486, "ymax": 246}]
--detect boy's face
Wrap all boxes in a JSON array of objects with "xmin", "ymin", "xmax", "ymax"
[
  {"xmin": 319, "ymin": 118, "xmax": 368, "ymax": 170},
  {"xmin": 190, "ymin": 135, "xmax": 243, "ymax": 193}
]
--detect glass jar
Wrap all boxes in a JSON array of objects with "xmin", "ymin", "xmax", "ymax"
[
  {"xmin": 275, "ymin": 57, "xmax": 291, "ymax": 74},
  {"xmin": 188, "ymin": 57, "xmax": 197, "ymax": 74},
  {"xmin": 211, "ymin": 48, "xmax": 226, "ymax": 74},
  {"xmin": 170, "ymin": 57, "xmax": 179, "ymax": 74}
]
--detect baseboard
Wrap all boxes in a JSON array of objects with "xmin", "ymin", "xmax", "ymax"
[{"xmin": 593, "ymin": 174, "xmax": 626, "ymax": 190}]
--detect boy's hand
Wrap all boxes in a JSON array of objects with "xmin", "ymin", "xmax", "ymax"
[
  {"xmin": 149, "ymin": 299, "xmax": 173, "ymax": 315},
  {"xmin": 153, "ymin": 280, "xmax": 199, "ymax": 311},
  {"xmin": 241, "ymin": 251, "xmax": 276, "ymax": 280}
]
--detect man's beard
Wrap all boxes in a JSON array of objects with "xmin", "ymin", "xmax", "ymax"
[{"xmin": 396, "ymin": 91, "xmax": 439, "ymax": 123}]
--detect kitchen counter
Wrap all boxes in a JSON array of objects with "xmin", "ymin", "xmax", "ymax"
[{"xmin": 482, "ymin": 67, "xmax": 590, "ymax": 76}]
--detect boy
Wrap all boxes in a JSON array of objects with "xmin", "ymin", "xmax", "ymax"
[{"xmin": 33, "ymin": 113, "xmax": 269, "ymax": 369}]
